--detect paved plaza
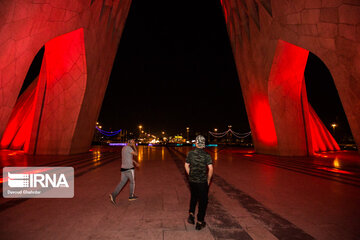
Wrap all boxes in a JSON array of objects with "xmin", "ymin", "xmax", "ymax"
[{"xmin": 1, "ymin": 146, "xmax": 360, "ymax": 240}]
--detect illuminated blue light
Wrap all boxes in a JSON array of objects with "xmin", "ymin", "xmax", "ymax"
[
  {"xmin": 96, "ymin": 126, "xmax": 121, "ymax": 136},
  {"xmin": 108, "ymin": 143, "xmax": 139, "ymax": 146},
  {"xmin": 108, "ymin": 143, "xmax": 126, "ymax": 146}
]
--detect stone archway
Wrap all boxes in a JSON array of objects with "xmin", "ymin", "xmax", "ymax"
[
  {"xmin": 221, "ymin": 0, "xmax": 360, "ymax": 155},
  {"xmin": 0, "ymin": 0, "xmax": 359, "ymax": 156}
]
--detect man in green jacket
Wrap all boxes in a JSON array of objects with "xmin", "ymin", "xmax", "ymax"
[{"xmin": 184, "ymin": 135, "xmax": 213, "ymax": 230}]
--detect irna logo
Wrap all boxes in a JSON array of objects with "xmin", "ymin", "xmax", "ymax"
[
  {"xmin": 8, "ymin": 172, "xmax": 69, "ymax": 188},
  {"xmin": 3, "ymin": 167, "xmax": 74, "ymax": 198}
]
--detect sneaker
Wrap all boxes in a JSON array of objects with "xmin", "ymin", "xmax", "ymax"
[
  {"xmin": 187, "ymin": 213, "xmax": 195, "ymax": 224},
  {"xmin": 195, "ymin": 221, "xmax": 206, "ymax": 230},
  {"xmin": 129, "ymin": 195, "xmax": 138, "ymax": 201},
  {"xmin": 109, "ymin": 193, "xmax": 116, "ymax": 205}
]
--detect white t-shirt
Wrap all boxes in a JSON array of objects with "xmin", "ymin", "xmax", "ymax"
[{"xmin": 121, "ymin": 145, "xmax": 134, "ymax": 169}]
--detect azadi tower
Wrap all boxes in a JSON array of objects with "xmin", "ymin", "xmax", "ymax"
[{"xmin": 0, "ymin": 0, "xmax": 359, "ymax": 156}]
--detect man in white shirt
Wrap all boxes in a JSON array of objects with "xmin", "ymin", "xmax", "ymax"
[{"xmin": 109, "ymin": 139, "xmax": 139, "ymax": 204}]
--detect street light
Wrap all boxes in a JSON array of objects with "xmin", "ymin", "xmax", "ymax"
[
  {"xmin": 161, "ymin": 132, "xmax": 165, "ymax": 144},
  {"xmin": 186, "ymin": 127, "xmax": 190, "ymax": 141},
  {"xmin": 331, "ymin": 123, "xmax": 337, "ymax": 136},
  {"xmin": 213, "ymin": 128, "xmax": 218, "ymax": 143},
  {"xmin": 138, "ymin": 125, "xmax": 143, "ymax": 141}
]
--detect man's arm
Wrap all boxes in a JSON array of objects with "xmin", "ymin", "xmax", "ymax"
[
  {"xmin": 207, "ymin": 164, "xmax": 213, "ymax": 185},
  {"xmin": 131, "ymin": 145, "xmax": 139, "ymax": 166},
  {"xmin": 185, "ymin": 163, "xmax": 190, "ymax": 175},
  {"xmin": 185, "ymin": 152, "xmax": 192, "ymax": 175},
  {"xmin": 133, "ymin": 159, "xmax": 139, "ymax": 167},
  {"xmin": 131, "ymin": 145, "xmax": 138, "ymax": 156}
]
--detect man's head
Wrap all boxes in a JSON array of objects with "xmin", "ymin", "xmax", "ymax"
[
  {"xmin": 195, "ymin": 135, "xmax": 206, "ymax": 149},
  {"xmin": 128, "ymin": 139, "xmax": 135, "ymax": 146}
]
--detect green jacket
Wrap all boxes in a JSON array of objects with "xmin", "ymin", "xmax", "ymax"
[{"xmin": 186, "ymin": 148, "xmax": 212, "ymax": 183}]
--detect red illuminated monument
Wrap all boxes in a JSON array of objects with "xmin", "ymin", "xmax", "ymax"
[
  {"xmin": 0, "ymin": 0, "xmax": 359, "ymax": 156},
  {"xmin": 220, "ymin": 0, "xmax": 360, "ymax": 156},
  {"xmin": 0, "ymin": 0, "xmax": 132, "ymax": 154}
]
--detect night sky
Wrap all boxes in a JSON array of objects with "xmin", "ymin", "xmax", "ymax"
[
  {"xmin": 98, "ymin": 0, "xmax": 352, "ymax": 140},
  {"xmin": 305, "ymin": 53, "xmax": 352, "ymax": 141},
  {"xmin": 98, "ymin": 0, "xmax": 248, "ymax": 136}
]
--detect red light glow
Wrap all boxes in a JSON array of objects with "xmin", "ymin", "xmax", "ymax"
[
  {"xmin": 0, "ymin": 78, "xmax": 38, "ymax": 150},
  {"xmin": 316, "ymin": 167, "xmax": 354, "ymax": 175},
  {"xmin": 308, "ymin": 105, "xmax": 340, "ymax": 152},
  {"xmin": 0, "ymin": 28, "xmax": 86, "ymax": 154},
  {"xmin": 251, "ymin": 95, "xmax": 278, "ymax": 146},
  {"xmin": 220, "ymin": 0, "xmax": 228, "ymax": 23},
  {"xmin": 244, "ymin": 154, "xmax": 253, "ymax": 157},
  {"xmin": 266, "ymin": 39, "xmax": 340, "ymax": 155}
]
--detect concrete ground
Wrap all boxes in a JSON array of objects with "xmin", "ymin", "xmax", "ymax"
[{"xmin": 0, "ymin": 146, "xmax": 360, "ymax": 240}]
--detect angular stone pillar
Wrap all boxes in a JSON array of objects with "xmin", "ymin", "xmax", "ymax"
[
  {"xmin": 221, "ymin": 0, "xmax": 360, "ymax": 155},
  {"xmin": 0, "ymin": 0, "xmax": 132, "ymax": 154},
  {"xmin": 268, "ymin": 40, "xmax": 310, "ymax": 156}
]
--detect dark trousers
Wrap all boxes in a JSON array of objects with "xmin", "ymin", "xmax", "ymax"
[{"xmin": 189, "ymin": 181, "xmax": 209, "ymax": 222}]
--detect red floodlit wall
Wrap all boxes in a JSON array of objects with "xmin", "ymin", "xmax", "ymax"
[
  {"xmin": 1, "ymin": 29, "xmax": 87, "ymax": 154},
  {"xmin": 268, "ymin": 40, "xmax": 309, "ymax": 156},
  {"xmin": 250, "ymin": 94, "xmax": 277, "ymax": 149},
  {"xmin": 222, "ymin": 0, "xmax": 360, "ymax": 155},
  {"xmin": 36, "ymin": 28, "xmax": 87, "ymax": 154},
  {"xmin": 0, "ymin": 78, "xmax": 38, "ymax": 150},
  {"xmin": 0, "ymin": 28, "xmax": 86, "ymax": 154},
  {"xmin": 308, "ymin": 105, "xmax": 340, "ymax": 152},
  {"xmin": 0, "ymin": 0, "xmax": 132, "ymax": 154}
]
